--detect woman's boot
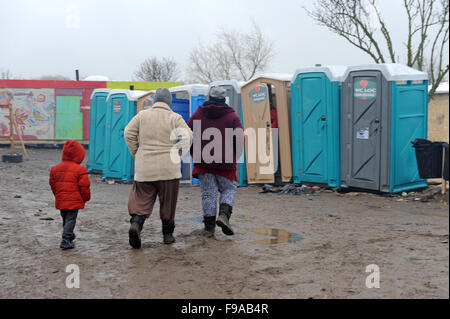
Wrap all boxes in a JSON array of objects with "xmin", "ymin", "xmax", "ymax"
[
  {"xmin": 216, "ymin": 203, "xmax": 234, "ymax": 236},
  {"xmin": 162, "ymin": 220, "xmax": 175, "ymax": 244},
  {"xmin": 129, "ymin": 214, "xmax": 146, "ymax": 249},
  {"xmin": 202, "ymin": 216, "xmax": 216, "ymax": 238}
]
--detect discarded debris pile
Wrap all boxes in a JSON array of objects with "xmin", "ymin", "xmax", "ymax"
[
  {"xmin": 393, "ymin": 184, "xmax": 448, "ymax": 203},
  {"xmin": 260, "ymin": 184, "xmax": 320, "ymax": 195}
]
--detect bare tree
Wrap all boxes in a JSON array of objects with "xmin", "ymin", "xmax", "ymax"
[
  {"xmin": 187, "ymin": 22, "xmax": 275, "ymax": 83},
  {"xmin": 134, "ymin": 57, "xmax": 180, "ymax": 82},
  {"xmin": 306, "ymin": 0, "xmax": 449, "ymax": 98},
  {"xmin": 188, "ymin": 43, "xmax": 235, "ymax": 83},
  {"xmin": 0, "ymin": 68, "xmax": 13, "ymax": 79}
]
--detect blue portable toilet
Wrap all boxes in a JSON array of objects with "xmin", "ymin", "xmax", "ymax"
[
  {"xmin": 103, "ymin": 89, "xmax": 147, "ymax": 182},
  {"xmin": 169, "ymin": 84, "xmax": 208, "ymax": 184},
  {"xmin": 207, "ymin": 80, "xmax": 247, "ymax": 186},
  {"xmin": 88, "ymin": 89, "xmax": 111, "ymax": 173},
  {"xmin": 291, "ymin": 66, "xmax": 347, "ymax": 187},
  {"xmin": 341, "ymin": 64, "xmax": 429, "ymax": 193}
]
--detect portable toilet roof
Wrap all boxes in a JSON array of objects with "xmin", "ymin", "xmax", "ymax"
[
  {"xmin": 90, "ymin": 88, "xmax": 111, "ymax": 100},
  {"xmin": 208, "ymin": 80, "xmax": 242, "ymax": 94},
  {"xmin": 248, "ymin": 73, "xmax": 293, "ymax": 83},
  {"xmin": 170, "ymin": 84, "xmax": 208, "ymax": 96},
  {"xmin": 106, "ymin": 89, "xmax": 148, "ymax": 102},
  {"xmin": 292, "ymin": 66, "xmax": 347, "ymax": 83},
  {"xmin": 343, "ymin": 63, "xmax": 428, "ymax": 82}
]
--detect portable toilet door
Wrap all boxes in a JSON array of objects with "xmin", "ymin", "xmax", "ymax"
[
  {"xmin": 341, "ymin": 64, "xmax": 429, "ymax": 193},
  {"xmin": 291, "ymin": 66, "xmax": 347, "ymax": 187},
  {"xmin": 241, "ymin": 75, "xmax": 293, "ymax": 184},
  {"xmin": 169, "ymin": 85, "xmax": 208, "ymax": 184},
  {"xmin": 88, "ymin": 89, "xmax": 110, "ymax": 173},
  {"xmin": 103, "ymin": 90, "xmax": 146, "ymax": 181}
]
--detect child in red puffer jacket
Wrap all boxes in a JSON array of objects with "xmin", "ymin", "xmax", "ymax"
[{"xmin": 49, "ymin": 140, "xmax": 91, "ymax": 250}]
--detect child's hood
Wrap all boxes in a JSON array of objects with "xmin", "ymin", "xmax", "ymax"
[{"xmin": 62, "ymin": 140, "xmax": 85, "ymax": 164}]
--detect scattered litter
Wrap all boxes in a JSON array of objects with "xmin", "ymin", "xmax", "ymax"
[
  {"xmin": 260, "ymin": 184, "xmax": 317, "ymax": 195},
  {"xmin": 39, "ymin": 217, "xmax": 54, "ymax": 221},
  {"xmin": 14, "ymin": 195, "xmax": 22, "ymax": 198},
  {"xmin": 394, "ymin": 186, "xmax": 446, "ymax": 203},
  {"xmin": 108, "ymin": 180, "xmax": 115, "ymax": 185}
]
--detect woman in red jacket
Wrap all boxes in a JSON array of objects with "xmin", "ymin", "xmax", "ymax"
[
  {"xmin": 187, "ymin": 87, "xmax": 244, "ymax": 237},
  {"xmin": 49, "ymin": 140, "xmax": 91, "ymax": 250}
]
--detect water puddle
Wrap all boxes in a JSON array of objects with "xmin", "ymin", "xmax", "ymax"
[
  {"xmin": 187, "ymin": 214, "xmax": 259, "ymax": 223},
  {"xmin": 190, "ymin": 216, "xmax": 203, "ymax": 223},
  {"xmin": 246, "ymin": 228, "xmax": 303, "ymax": 245},
  {"xmin": 172, "ymin": 242, "xmax": 187, "ymax": 249}
]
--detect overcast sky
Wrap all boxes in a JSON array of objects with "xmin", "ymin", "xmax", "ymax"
[{"xmin": 1, "ymin": 0, "xmax": 421, "ymax": 81}]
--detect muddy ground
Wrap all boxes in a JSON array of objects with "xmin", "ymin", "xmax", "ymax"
[{"xmin": 0, "ymin": 148, "xmax": 448, "ymax": 299}]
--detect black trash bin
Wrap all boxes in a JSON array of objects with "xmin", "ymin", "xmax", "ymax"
[
  {"xmin": 443, "ymin": 142, "xmax": 449, "ymax": 181},
  {"xmin": 411, "ymin": 139, "xmax": 443, "ymax": 179}
]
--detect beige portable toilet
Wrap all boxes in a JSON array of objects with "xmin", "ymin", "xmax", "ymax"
[
  {"xmin": 241, "ymin": 74, "xmax": 293, "ymax": 184},
  {"xmin": 136, "ymin": 90, "xmax": 156, "ymax": 113}
]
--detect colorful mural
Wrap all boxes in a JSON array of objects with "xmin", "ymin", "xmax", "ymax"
[
  {"xmin": 0, "ymin": 79, "xmax": 180, "ymax": 143},
  {"xmin": 0, "ymin": 88, "xmax": 55, "ymax": 140}
]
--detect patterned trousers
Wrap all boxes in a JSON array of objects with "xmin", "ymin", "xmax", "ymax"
[{"xmin": 198, "ymin": 173, "xmax": 237, "ymax": 217}]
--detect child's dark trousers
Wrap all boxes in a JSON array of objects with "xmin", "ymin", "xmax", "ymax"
[{"xmin": 60, "ymin": 209, "xmax": 78, "ymax": 241}]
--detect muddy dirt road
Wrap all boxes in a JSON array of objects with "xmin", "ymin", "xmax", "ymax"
[{"xmin": 0, "ymin": 149, "xmax": 448, "ymax": 299}]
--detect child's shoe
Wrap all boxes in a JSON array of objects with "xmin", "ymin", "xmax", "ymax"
[{"xmin": 60, "ymin": 240, "xmax": 75, "ymax": 250}]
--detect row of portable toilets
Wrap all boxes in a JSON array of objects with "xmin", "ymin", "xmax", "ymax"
[{"xmin": 88, "ymin": 63, "xmax": 430, "ymax": 193}]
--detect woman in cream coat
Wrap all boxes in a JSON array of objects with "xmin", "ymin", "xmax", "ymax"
[{"xmin": 124, "ymin": 88, "xmax": 192, "ymax": 248}]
